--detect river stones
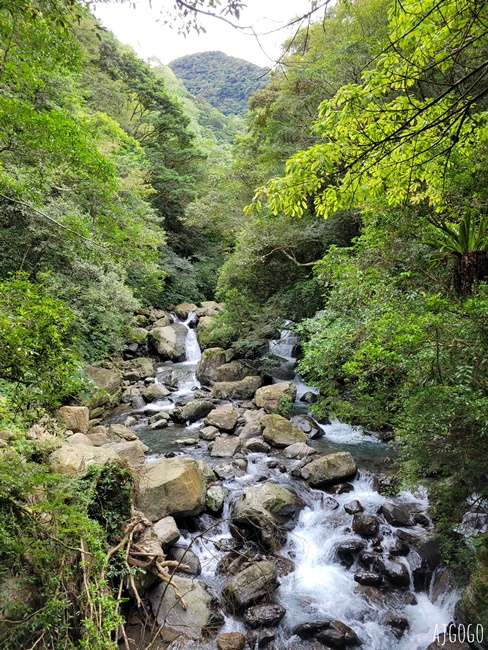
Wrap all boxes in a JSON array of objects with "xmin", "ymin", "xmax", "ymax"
[
  {"xmin": 231, "ymin": 482, "xmax": 301, "ymax": 549},
  {"xmin": 137, "ymin": 457, "xmax": 206, "ymax": 521},
  {"xmin": 167, "ymin": 546, "xmax": 202, "ymax": 576},
  {"xmin": 376, "ymin": 557, "xmax": 410, "ymax": 587},
  {"xmin": 205, "ymin": 405, "xmax": 239, "ymax": 431},
  {"xmin": 211, "ymin": 436, "xmax": 241, "ymax": 458},
  {"xmin": 142, "ymin": 383, "xmax": 171, "ymax": 402},
  {"xmin": 352, "ymin": 513, "xmax": 380, "ymax": 537},
  {"xmin": 261, "ymin": 414, "xmax": 307, "ymax": 448},
  {"xmin": 354, "ymin": 571, "xmax": 383, "ymax": 586},
  {"xmin": 222, "ymin": 561, "xmax": 278, "ymax": 610},
  {"xmin": 122, "ymin": 357, "xmax": 155, "ymax": 381},
  {"xmin": 382, "ymin": 614, "xmax": 410, "ymax": 639},
  {"xmin": 293, "ymin": 620, "xmax": 361, "ymax": 646},
  {"xmin": 283, "ymin": 442, "xmax": 317, "ymax": 459},
  {"xmin": 86, "ymin": 366, "xmax": 123, "ymax": 408},
  {"xmin": 345, "ymin": 500, "xmax": 364, "ymax": 515},
  {"xmin": 175, "ymin": 399, "xmax": 215, "ymax": 424},
  {"xmin": 254, "ymin": 382, "xmax": 297, "ymax": 413},
  {"xmin": 290, "ymin": 414, "xmax": 323, "ymax": 439},
  {"xmin": 244, "ymin": 603, "xmax": 286, "ymax": 628},
  {"xmin": 149, "ymin": 575, "xmax": 223, "ymax": 640},
  {"xmin": 380, "ymin": 502, "xmax": 414, "ymax": 527},
  {"xmin": 243, "ymin": 438, "xmax": 271, "ymax": 453},
  {"xmin": 300, "ymin": 451, "xmax": 357, "ymax": 487},
  {"xmin": 148, "ymin": 323, "xmax": 187, "ymax": 361},
  {"xmin": 199, "ymin": 425, "xmax": 219, "ymax": 440},
  {"xmin": 216, "ymin": 632, "xmax": 246, "ymax": 650},
  {"xmin": 153, "ymin": 516, "xmax": 180, "ymax": 549},
  {"xmin": 212, "ymin": 376, "xmax": 263, "ymax": 400},
  {"xmin": 206, "ymin": 485, "xmax": 228, "ymax": 514},
  {"xmin": 196, "ymin": 347, "xmax": 227, "ymax": 385}
]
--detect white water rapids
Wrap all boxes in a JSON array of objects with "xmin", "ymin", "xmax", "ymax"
[{"xmin": 130, "ymin": 318, "xmax": 460, "ymax": 650}]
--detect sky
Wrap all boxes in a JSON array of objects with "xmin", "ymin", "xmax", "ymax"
[{"xmin": 93, "ymin": 0, "xmax": 324, "ymax": 68}]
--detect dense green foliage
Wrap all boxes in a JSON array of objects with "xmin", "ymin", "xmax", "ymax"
[{"xmin": 170, "ymin": 51, "xmax": 269, "ymax": 115}]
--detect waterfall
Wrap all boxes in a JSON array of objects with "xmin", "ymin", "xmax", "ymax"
[
  {"xmin": 182, "ymin": 312, "xmax": 201, "ymax": 362},
  {"xmin": 268, "ymin": 324, "xmax": 300, "ymax": 361}
]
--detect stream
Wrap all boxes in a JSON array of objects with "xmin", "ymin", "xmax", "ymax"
[{"xmin": 112, "ymin": 315, "xmax": 460, "ymax": 650}]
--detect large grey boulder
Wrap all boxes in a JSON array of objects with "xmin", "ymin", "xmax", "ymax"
[
  {"xmin": 137, "ymin": 457, "xmax": 206, "ymax": 521},
  {"xmin": 104, "ymin": 440, "xmax": 148, "ymax": 472},
  {"xmin": 300, "ymin": 451, "xmax": 357, "ymax": 487},
  {"xmin": 205, "ymin": 405, "xmax": 239, "ymax": 432},
  {"xmin": 196, "ymin": 348, "xmax": 227, "ymax": 385},
  {"xmin": 148, "ymin": 323, "xmax": 187, "ymax": 361},
  {"xmin": 231, "ymin": 483, "xmax": 301, "ymax": 548},
  {"xmin": 57, "ymin": 406, "xmax": 89, "ymax": 434},
  {"xmin": 142, "ymin": 383, "xmax": 171, "ymax": 402},
  {"xmin": 239, "ymin": 409, "xmax": 266, "ymax": 439},
  {"xmin": 206, "ymin": 485, "xmax": 228, "ymax": 514},
  {"xmin": 283, "ymin": 442, "xmax": 317, "ymax": 459},
  {"xmin": 232, "ymin": 483, "xmax": 300, "ymax": 531},
  {"xmin": 222, "ymin": 561, "xmax": 278, "ymax": 611},
  {"xmin": 211, "ymin": 437, "xmax": 241, "ymax": 458},
  {"xmin": 380, "ymin": 502, "xmax": 414, "ymax": 527},
  {"xmin": 261, "ymin": 414, "xmax": 307, "ymax": 448},
  {"xmin": 212, "ymin": 376, "xmax": 262, "ymax": 401},
  {"xmin": 149, "ymin": 576, "xmax": 223, "ymax": 640},
  {"xmin": 254, "ymin": 382, "xmax": 297, "ymax": 413},
  {"xmin": 108, "ymin": 423, "xmax": 138, "ymax": 442},
  {"xmin": 176, "ymin": 400, "xmax": 215, "ymax": 424},
  {"xmin": 50, "ymin": 443, "xmax": 119, "ymax": 474}
]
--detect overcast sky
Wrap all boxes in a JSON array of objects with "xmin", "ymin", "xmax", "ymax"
[{"xmin": 93, "ymin": 0, "xmax": 322, "ymax": 68}]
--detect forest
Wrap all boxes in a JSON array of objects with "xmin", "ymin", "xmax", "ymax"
[{"xmin": 1, "ymin": 0, "xmax": 488, "ymax": 648}]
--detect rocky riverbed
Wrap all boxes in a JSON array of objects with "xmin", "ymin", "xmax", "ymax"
[{"xmin": 46, "ymin": 304, "xmax": 471, "ymax": 650}]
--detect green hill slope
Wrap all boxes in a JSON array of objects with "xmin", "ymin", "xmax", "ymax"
[{"xmin": 169, "ymin": 50, "xmax": 269, "ymax": 116}]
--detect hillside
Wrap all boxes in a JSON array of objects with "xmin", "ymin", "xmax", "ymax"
[{"xmin": 169, "ymin": 50, "xmax": 269, "ymax": 116}]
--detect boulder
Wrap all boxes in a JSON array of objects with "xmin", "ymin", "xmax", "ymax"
[
  {"xmin": 205, "ymin": 405, "xmax": 239, "ymax": 432},
  {"xmin": 142, "ymin": 383, "xmax": 171, "ymax": 402},
  {"xmin": 108, "ymin": 424, "xmax": 138, "ymax": 442},
  {"xmin": 196, "ymin": 460, "xmax": 217, "ymax": 485},
  {"xmin": 261, "ymin": 414, "xmax": 307, "ymax": 448},
  {"xmin": 212, "ymin": 376, "xmax": 262, "ymax": 401},
  {"xmin": 244, "ymin": 603, "xmax": 286, "ymax": 628},
  {"xmin": 68, "ymin": 432, "xmax": 92, "ymax": 446},
  {"xmin": 222, "ymin": 561, "xmax": 278, "ymax": 610},
  {"xmin": 104, "ymin": 440, "xmax": 148, "ymax": 471},
  {"xmin": 167, "ymin": 546, "xmax": 202, "ymax": 576},
  {"xmin": 291, "ymin": 414, "xmax": 323, "ymax": 439},
  {"xmin": 206, "ymin": 485, "xmax": 228, "ymax": 514},
  {"xmin": 211, "ymin": 437, "xmax": 241, "ymax": 458},
  {"xmin": 57, "ymin": 406, "xmax": 89, "ymax": 434},
  {"xmin": 50, "ymin": 443, "xmax": 119, "ymax": 474},
  {"xmin": 153, "ymin": 516, "xmax": 180, "ymax": 550},
  {"xmin": 380, "ymin": 502, "xmax": 414, "ymax": 527},
  {"xmin": 174, "ymin": 302, "xmax": 197, "ymax": 320},
  {"xmin": 137, "ymin": 457, "xmax": 206, "ymax": 521},
  {"xmin": 352, "ymin": 513, "xmax": 380, "ymax": 537},
  {"xmin": 196, "ymin": 347, "xmax": 227, "ymax": 385},
  {"xmin": 177, "ymin": 400, "xmax": 215, "ymax": 424},
  {"xmin": 300, "ymin": 391, "xmax": 318, "ymax": 404},
  {"xmin": 86, "ymin": 366, "xmax": 122, "ymax": 408},
  {"xmin": 87, "ymin": 426, "xmax": 111, "ymax": 447},
  {"xmin": 216, "ymin": 632, "xmax": 246, "ymax": 650},
  {"xmin": 254, "ymin": 382, "xmax": 297, "ymax": 413},
  {"xmin": 231, "ymin": 483, "xmax": 300, "ymax": 548},
  {"xmin": 199, "ymin": 426, "xmax": 219, "ymax": 441},
  {"xmin": 122, "ymin": 357, "xmax": 155, "ymax": 381},
  {"xmin": 376, "ymin": 557, "xmax": 410, "ymax": 587},
  {"xmin": 243, "ymin": 438, "xmax": 271, "ymax": 453},
  {"xmin": 283, "ymin": 442, "xmax": 317, "ymax": 459},
  {"xmin": 148, "ymin": 323, "xmax": 187, "ymax": 361},
  {"xmin": 426, "ymin": 636, "xmax": 471, "ymax": 650},
  {"xmin": 215, "ymin": 361, "xmax": 256, "ymax": 383},
  {"xmin": 300, "ymin": 452, "xmax": 357, "ymax": 487},
  {"xmin": 149, "ymin": 576, "xmax": 223, "ymax": 640},
  {"xmin": 345, "ymin": 500, "xmax": 364, "ymax": 515},
  {"xmin": 239, "ymin": 409, "xmax": 266, "ymax": 439}
]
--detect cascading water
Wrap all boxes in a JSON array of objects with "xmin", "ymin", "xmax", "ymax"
[
  {"xmin": 120, "ymin": 313, "xmax": 461, "ymax": 650},
  {"xmin": 181, "ymin": 311, "xmax": 201, "ymax": 362}
]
